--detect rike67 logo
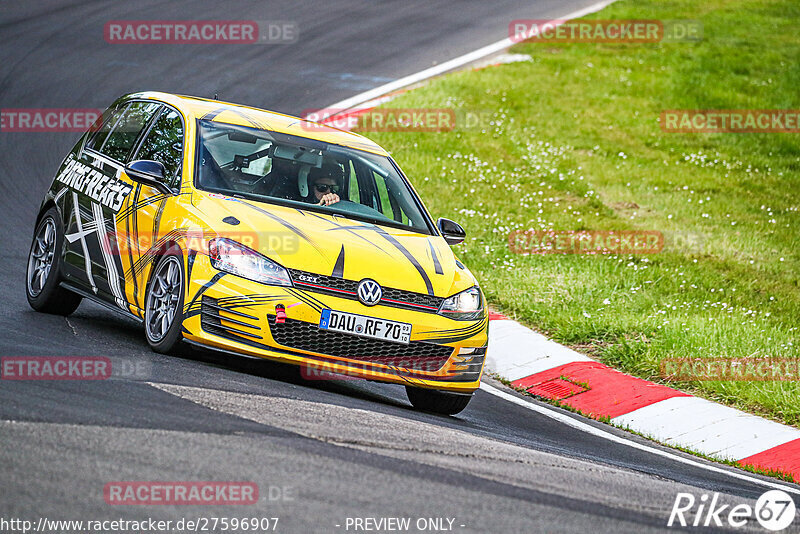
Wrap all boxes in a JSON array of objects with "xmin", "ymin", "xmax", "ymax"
[{"xmin": 668, "ymin": 490, "xmax": 796, "ymax": 531}]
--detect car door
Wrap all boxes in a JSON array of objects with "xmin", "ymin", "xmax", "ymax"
[
  {"xmin": 63, "ymin": 100, "xmax": 161, "ymax": 311},
  {"xmin": 60, "ymin": 103, "xmax": 126, "ymax": 290},
  {"xmin": 121, "ymin": 105, "xmax": 185, "ymax": 313}
]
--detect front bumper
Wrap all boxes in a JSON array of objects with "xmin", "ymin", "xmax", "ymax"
[{"xmin": 180, "ymin": 257, "xmax": 488, "ymax": 393}]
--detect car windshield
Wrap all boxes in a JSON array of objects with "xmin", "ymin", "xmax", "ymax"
[{"xmin": 195, "ymin": 119, "xmax": 432, "ymax": 233}]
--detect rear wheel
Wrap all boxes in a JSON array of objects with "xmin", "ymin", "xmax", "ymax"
[
  {"xmin": 26, "ymin": 207, "xmax": 82, "ymax": 315},
  {"xmin": 405, "ymin": 386, "xmax": 472, "ymax": 415},
  {"xmin": 144, "ymin": 247, "xmax": 185, "ymax": 354}
]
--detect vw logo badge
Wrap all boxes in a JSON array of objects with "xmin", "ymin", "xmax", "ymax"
[{"xmin": 357, "ymin": 279, "xmax": 382, "ymax": 306}]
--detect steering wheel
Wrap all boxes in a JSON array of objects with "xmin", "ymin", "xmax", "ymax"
[{"xmin": 326, "ymin": 199, "xmax": 393, "ymax": 222}]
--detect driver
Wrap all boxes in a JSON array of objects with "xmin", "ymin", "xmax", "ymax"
[{"xmin": 309, "ymin": 164, "xmax": 344, "ymax": 206}]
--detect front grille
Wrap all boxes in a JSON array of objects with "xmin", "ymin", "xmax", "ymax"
[
  {"xmin": 288, "ymin": 268, "xmax": 444, "ymax": 313},
  {"xmin": 267, "ymin": 315, "xmax": 453, "ymax": 372}
]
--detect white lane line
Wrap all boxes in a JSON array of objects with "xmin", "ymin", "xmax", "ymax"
[
  {"xmin": 479, "ymin": 382, "xmax": 800, "ymax": 494},
  {"xmin": 320, "ymin": 0, "xmax": 618, "ymax": 114}
]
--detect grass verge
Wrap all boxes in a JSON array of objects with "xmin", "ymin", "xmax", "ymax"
[{"xmin": 364, "ymin": 0, "xmax": 800, "ymax": 426}]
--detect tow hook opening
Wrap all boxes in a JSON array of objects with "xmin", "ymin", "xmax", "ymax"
[{"xmin": 275, "ymin": 304, "xmax": 287, "ymax": 324}]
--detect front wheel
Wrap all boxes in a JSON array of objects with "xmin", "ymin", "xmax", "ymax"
[
  {"xmin": 405, "ymin": 386, "xmax": 472, "ymax": 415},
  {"xmin": 26, "ymin": 207, "xmax": 82, "ymax": 315},
  {"xmin": 144, "ymin": 247, "xmax": 185, "ymax": 354}
]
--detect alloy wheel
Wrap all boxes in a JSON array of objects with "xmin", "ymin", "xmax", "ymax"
[
  {"xmin": 145, "ymin": 256, "xmax": 183, "ymax": 342},
  {"xmin": 27, "ymin": 217, "xmax": 56, "ymax": 297}
]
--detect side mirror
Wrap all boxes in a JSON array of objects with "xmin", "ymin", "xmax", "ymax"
[
  {"xmin": 124, "ymin": 160, "xmax": 172, "ymax": 195},
  {"xmin": 437, "ymin": 217, "xmax": 466, "ymax": 245}
]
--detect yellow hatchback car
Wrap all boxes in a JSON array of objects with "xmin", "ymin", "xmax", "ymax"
[{"xmin": 26, "ymin": 92, "xmax": 488, "ymax": 414}]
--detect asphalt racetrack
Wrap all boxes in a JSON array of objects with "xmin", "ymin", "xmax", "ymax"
[{"xmin": 0, "ymin": 1, "xmax": 796, "ymax": 532}]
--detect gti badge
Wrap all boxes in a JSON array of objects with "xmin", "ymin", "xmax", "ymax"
[{"xmin": 357, "ymin": 279, "xmax": 382, "ymax": 306}]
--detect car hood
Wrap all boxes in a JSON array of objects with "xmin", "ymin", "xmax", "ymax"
[{"xmin": 192, "ymin": 191, "xmax": 476, "ymax": 298}]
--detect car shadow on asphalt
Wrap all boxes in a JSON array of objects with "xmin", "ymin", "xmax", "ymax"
[{"xmin": 49, "ymin": 299, "xmax": 491, "ymax": 432}]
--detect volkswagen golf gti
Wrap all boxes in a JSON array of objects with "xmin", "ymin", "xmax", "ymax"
[{"xmin": 25, "ymin": 92, "xmax": 488, "ymax": 414}]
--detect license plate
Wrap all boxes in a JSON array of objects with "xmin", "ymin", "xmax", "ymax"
[{"xmin": 319, "ymin": 309, "xmax": 411, "ymax": 344}]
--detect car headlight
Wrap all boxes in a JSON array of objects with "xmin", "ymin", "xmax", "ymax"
[
  {"xmin": 208, "ymin": 238, "xmax": 292, "ymax": 287},
  {"xmin": 438, "ymin": 286, "xmax": 483, "ymax": 320}
]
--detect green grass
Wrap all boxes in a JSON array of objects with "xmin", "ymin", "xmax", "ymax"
[{"xmin": 363, "ymin": 0, "xmax": 800, "ymax": 426}]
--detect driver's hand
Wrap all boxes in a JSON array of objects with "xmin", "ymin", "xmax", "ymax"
[{"xmin": 318, "ymin": 193, "xmax": 340, "ymax": 206}]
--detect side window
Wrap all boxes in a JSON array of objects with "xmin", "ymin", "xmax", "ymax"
[
  {"xmin": 134, "ymin": 108, "xmax": 184, "ymax": 187},
  {"xmin": 374, "ymin": 173, "xmax": 393, "ymax": 219},
  {"xmin": 372, "ymin": 171, "xmax": 410, "ymax": 225},
  {"xmin": 86, "ymin": 106, "xmax": 125, "ymax": 153},
  {"xmin": 344, "ymin": 161, "xmax": 359, "ymax": 203},
  {"xmin": 350, "ymin": 162, "xmax": 411, "ymax": 225},
  {"xmin": 99, "ymin": 102, "xmax": 160, "ymax": 162}
]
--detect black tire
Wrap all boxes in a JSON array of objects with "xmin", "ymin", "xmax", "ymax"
[
  {"xmin": 144, "ymin": 246, "xmax": 185, "ymax": 354},
  {"xmin": 405, "ymin": 386, "xmax": 472, "ymax": 415},
  {"xmin": 25, "ymin": 207, "xmax": 82, "ymax": 315}
]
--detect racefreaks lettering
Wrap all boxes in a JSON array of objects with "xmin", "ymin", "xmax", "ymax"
[{"xmin": 56, "ymin": 157, "xmax": 132, "ymax": 212}]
